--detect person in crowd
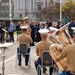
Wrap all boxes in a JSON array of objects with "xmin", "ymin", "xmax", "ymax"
[
  {"xmin": 35, "ymin": 23, "xmax": 41, "ymax": 42},
  {"xmin": 47, "ymin": 21, "xmax": 52, "ymax": 29},
  {"xmin": 68, "ymin": 17, "xmax": 75, "ymax": 38},
  {"xmin": 40, "ymin": 23, "xmax": 45, "ymax": 29},
  {"xmin": 23, "ymin": 16, "xmax": 29, "ymax": 25},
  {"xmin": 44, "ymin": 23, "xmax": 48, "ymax": 29},
  {"xmin": 8, "ymin": 20, "xmax": 15, "ymax": 43},
  {"xmin": 0, "ymin": 20, "xmax": 5, "ymax": 43},
  {"xmin": 34, "ymin": 29, "xmax": 53, "ymax": 75},
  {"xmin": 30, "ymin": 22, "xmax": 36, "ymax": 46},
  {"xmin": 16, "ymin": 22, "xmax": 21, "ymax": 36},
  {"xmin": 55, "ymin": 22, "xmax": 60, "ymax": 29},
  {"xmin": 17, "ymin": 26, "xmax": 33, "ymax": 66},
  {"xmin": 60, "ymin": 22, "xmax": 64, "ymax": 27},
  {"xmin": 23, "ymin": 16, "xmax": 31, "ymax": 35}
]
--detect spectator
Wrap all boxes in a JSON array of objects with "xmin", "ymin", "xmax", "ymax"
[
  {"xmin": 35, "ymin": 23, "xmax": 41, "ymax": 42},
  {"xmin": 30, "ymin": 22, "xmax": 36, "ymax": 46},
  {"xmin": 8, "ymin": 20, "xmax": 15, "ymax": 43},
  {"xmin": 0, "ymin": 20, "xmax": 5, "ymax": 43},
  {"xmin": 16, "ymin": 22, "xmax": 21, "ymax": 36},
  {"xmin": 47, "ymin": 21, "xmax": 52, "ymax": 29}
]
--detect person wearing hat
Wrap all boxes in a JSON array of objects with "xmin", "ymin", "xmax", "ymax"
[
  {"xmin": 34, "ymin": 29, "xmax": 53, "ymax": 75},
  {"xmin": 23, "ymin": 16, "xmax": 29, "ymax": 25},
  {"xmin": 54, "ymin": 27, "xmax": 75, "ymax": 75},
  {"xmin": 17, "ymin": 26, "xmax": 33, "ymax": 66},
  {"xmin": 23, "ymin": 16, "xmax": 31, "ymax": 35},
  {"xmin": 55, "ymin": 45, "xmax": 75, "ymax": 75}
]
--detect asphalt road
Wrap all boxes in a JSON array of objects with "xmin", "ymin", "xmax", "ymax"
[{"xmin": 0, "ymin": 34, "xmax": 57, "ymax": 75}]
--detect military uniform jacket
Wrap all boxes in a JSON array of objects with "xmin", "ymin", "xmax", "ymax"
[
  {"xmin": 57, "ymin": 43, "xmax": 75, "ymax": 74},
  {"xmin": 36, "ymin": 40, "xmax": 52, "ymax": 57}
]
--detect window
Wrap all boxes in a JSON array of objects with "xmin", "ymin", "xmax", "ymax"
[
  {"xmin": 38, "ymin": 5, "xmax": 41, "ymax": 10},
  {"xmin": 31, "ymin": 0, "xmax": 33, "ymax": 9},
  {"xmin": 36, "ymin": 13, "xmax": 39, "ymax": 18},
  {"xmin": 0, "ymin": 0, "xmax": 14, "ymax": 18},
  {"xmin": 19, "ymin": 14, "xmax": 22, "ymax": 18}
]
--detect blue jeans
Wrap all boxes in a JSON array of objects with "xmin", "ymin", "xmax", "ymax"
[
  {"xmin": 56, "ymin": 71, "xmax": 74, "ymax": 75},
  {"xmin": 34, "ymin": 57, "xmax": 53, "ymax": 75},
  {"xmin": 17, "ymin": 47, "xmax": 30, "ymax": 65}
]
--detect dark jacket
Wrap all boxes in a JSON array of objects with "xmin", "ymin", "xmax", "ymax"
[
  {"xmin": 68, "ymin": 22, "xmax": 75, "ymax": 38},
  {"xmin": 0, "ymin": 24, "xmax": 5, "ymax": 35}
]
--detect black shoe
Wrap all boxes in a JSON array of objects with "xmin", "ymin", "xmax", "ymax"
[
  {"xmin": 43, "ymin": 67, "xmax": 47, "ymax": 73},
  {"xmin": 25, "ymin": 63, "xmax": 28, "ymax": 66},
  {"xmin": 18, "ymin": 63, "xmax": 21, "ymax": 66}
]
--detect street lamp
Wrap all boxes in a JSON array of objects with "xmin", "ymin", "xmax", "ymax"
[
  {"xmin": 9, "ymin": 0, "xmax": 12, "ymax": 20},
  {"xmin": 60, "ymin": 0, "xmax": 62, "ymax": 22}
]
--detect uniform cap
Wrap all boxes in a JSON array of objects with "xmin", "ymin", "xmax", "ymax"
[
  {"xmin": 49, "ymin": 27, "xmax": 58, "ymax": 31},
  {"xmin": 20, "ymin": 26, "xmax": 28, "ymax": 29},
  {"xmin": 38, "ymin": 29, "xmax": 49, "ymax": 35},
  {"xmin": 23, "ymin": 16, "xmax": 28, "ymax": 20},
  {"xmin": 71, "ymin": 27, "xmax": 75, "ymax": 33}
]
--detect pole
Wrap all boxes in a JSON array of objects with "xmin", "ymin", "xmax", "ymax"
[
  {"xmin": 9, "ymin": 0, "xmax": 12, "ymax": 20},
  {"xmin": 60, "ymin": 0, "xmax": 62, "ymax": 22},
  {"xmin": 2, "ymin": 48, "xmax": 6, "ymax": 75}
]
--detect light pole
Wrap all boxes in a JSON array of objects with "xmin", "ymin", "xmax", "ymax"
[
  {"xmin": 60, "ymin": 0, "xmax": 62, "ymax": 22},
  {"xmin": 9, "ymin": 0, "xmax": 12, "ymax": 20}
]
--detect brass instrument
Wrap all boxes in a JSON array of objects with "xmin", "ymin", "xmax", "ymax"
[{"xmin": 48, "ymin": 23, "xmax": 74, "ymax": 71}]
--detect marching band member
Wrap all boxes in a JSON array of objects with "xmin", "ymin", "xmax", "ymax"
[
  {"xmin": 34, "ymin": 29, "xmax": 53, "ymax": 74},
  {"xmin": 55, "ymin": 27, "xmax": 75, "ymax": 75},
  {"xmin": 23, "ymin": 16, "xmax": 31, "ymax": 35},
  {"xmin": 17, "ymin": 26, "xmax": 33, "ymax": 66}
]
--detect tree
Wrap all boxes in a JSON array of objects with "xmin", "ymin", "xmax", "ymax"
[
  {"xmin": 63, "ymin": 0, "xmax": 75, "ymax": 19},
  {"xmin": 54, "ymin": 2, "xmax": 60, "ymax": 18},
  {"xmin": 40, "ymin": 1, "xmax": 60, "ymax": 21}
]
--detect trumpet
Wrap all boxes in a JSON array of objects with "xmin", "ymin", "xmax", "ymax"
[{"xmin": 48, "ymin": 23, "xmax": 74, "ymax": 71}]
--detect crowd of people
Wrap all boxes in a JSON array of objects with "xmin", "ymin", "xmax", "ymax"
[
  {"xmin": 0, "ymin": 17, "xmax": 75, "ymax": 75},
  {"xmin": 0, "ymin": 17, "xmax": 63, "ymax": 43}
]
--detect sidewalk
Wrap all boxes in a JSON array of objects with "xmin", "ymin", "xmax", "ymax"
[{"xmin": 0, "ymin": 44, "xmax": 38, "ymax": 75}]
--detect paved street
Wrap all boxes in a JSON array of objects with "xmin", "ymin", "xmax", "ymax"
[
  {"xmin": 0, "ymin": 34, "xmax": 56, "ymax": 75},
  {"xmin": 0, "ymin": 34, "xmax": 39, "ymax": 75}
]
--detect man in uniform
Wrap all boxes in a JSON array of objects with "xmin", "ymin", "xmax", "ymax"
[
  {"xmin": 17, "ymin": 26, "xmax": 33, "ymax": 66},
  {"xmin": 55, "ymin": 27, "xmax": 75, "ymax": 75},
  {"xmin": 23, "ymin": 16, "xmax": 29, "ymax": 25},
  {"xmin": 23, "ymin": 16, "xmax": 31, "ymax": 35},
  {"xmin": 34, "ymin": 29, "xmax": 53, "ymax": 75}
]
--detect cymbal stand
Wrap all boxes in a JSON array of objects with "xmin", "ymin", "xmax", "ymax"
[{"xmin": 1, "ymin": 47, "xmax": 6, "ymax": 75}]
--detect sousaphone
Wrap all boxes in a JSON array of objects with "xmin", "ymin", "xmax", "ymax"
[{"xmin": 48, "ymin": 23, "xmax": 74, "ymax": 71}]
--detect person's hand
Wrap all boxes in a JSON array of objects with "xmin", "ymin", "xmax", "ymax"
[
  {"xmin": 34, "ymin": 60, "xmax": 38, "ymax": 64},
  {"xmin": 54, "ymin": 57, "xmax": 59, "ymax": 62}
]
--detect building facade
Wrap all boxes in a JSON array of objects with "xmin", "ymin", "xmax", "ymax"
[{"xmin": 0, "ymin": 0, "xmax": 50, "ymax": 21}]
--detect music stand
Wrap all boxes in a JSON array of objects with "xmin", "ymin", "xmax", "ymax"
[{"xmin": 0, "ymin": 43, "xmax": 13, "ymax": 75}]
